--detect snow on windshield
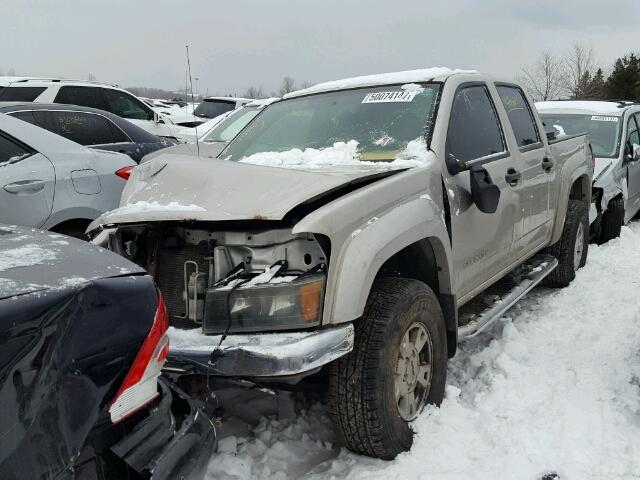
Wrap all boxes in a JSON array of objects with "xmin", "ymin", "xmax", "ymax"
[{"xmin": 238, "ymin": 137, "xmax": 433, "ymax": 170}]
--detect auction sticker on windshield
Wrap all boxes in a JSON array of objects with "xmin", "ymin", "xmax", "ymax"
[
  {"xmin": 362, "ymin": 91, "xmax": 418, "ymax": 103},
  {"xmin": 591, "ymin": 115, "xmax": 619, "ymax": 122}
]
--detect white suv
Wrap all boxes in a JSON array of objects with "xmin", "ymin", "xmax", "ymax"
[{"xmin": 0, "ymin": 77, "xmax": 179, "ymax": 140}]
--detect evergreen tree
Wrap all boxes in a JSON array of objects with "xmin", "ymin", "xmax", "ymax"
[
  {"xmin": 606, "ymin": 54, "xmax": 640, "ymax": 100},
  {"xmin": 588, "ymin": 68, "xmax": 607, "ymax": 99}
]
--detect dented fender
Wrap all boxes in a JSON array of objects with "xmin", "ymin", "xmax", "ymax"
[{"xmin": 293, "ymin": 168, "xmax": 452, "ymax": 326}]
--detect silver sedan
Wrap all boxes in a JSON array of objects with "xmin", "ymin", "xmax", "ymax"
[{"xmin": 0, "ymin": 113, "xmax": 134, "ymax": 237}]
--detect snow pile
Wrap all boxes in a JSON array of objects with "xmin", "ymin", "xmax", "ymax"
[
  {"xmin": 0, "ymin": 244, "xmax": 57, "ymax": 272},
  {"xmin": 206, "ymin": 223, "xmax": 640, "ymax": 479},
  {"xmin": 105, "ymin": 200, "xmax": 206, "ymax": 216},
  {"xmin": 285, "ymin": 68, "xmax": 476, "ymax": 98},
  {"xmin": 239, "ymin": 138, "xmax": 433, "ymax": 170}
]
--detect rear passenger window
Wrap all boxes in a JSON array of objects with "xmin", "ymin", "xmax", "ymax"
[
  {"xmin": 46, "ymin": 111, "xmax": 116, "ymax": 146},
  {"xmin": 447, "ymin": 85, "xmax": 505, "ymax": 164},
  {"xmin": 0, "ymin": 87, "xmax": 46, "ymax": 101},
  {"xmin": 0, "ymin": 133, "xmax": 32, "ymax": 164},
  {"xmin": 55, "ymin": 86, "xmax": 108, "ymax": 111},
  {"xmin": 103, "ymin": 89, "xmax": 153, "ymax": 121},
  {"xmin": 496, "ymin": 86, "xmax": 541, "ymax": 148},
  {"xmin": 8, "ymin": 110, "xmax": 48, "ymax": 129}
]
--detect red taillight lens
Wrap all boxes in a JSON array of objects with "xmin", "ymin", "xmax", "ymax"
[
  {"xmin": 109, "ymin": 293, "xmax": 170, "ymax": 423},
  {"xmin": 115, "ymin": 166, "xmax": 134, "ymax": 180}
]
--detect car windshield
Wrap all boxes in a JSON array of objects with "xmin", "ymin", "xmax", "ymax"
[
  {"xmin": 540, "ymin": 113, "xmax": 621, "ymax": 158},
  {"xmin": 202, "ymin": 106, "xmax": 261, "ymax": 143},
  {"xmin": 222, "ymin": 84, "xmax": 440, "ymax": 163},
  {"xmin": 193, "ymin": 100, "xmax": 235, "ymax": 119}
]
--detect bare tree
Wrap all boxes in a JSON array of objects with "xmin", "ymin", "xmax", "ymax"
[
  {"xmin": 564, "ymin": 42, "xmax": 597, "ymax": 99},
  {"xmin": 243, "ymin": 85, "xmax": 266, "ymax": 99},
  {"xmin": 519, "ymin": 52, "xmax": 566, "ymax": 101},
  {"xmin": 300, "ymin": 80, "xmax": 314, "ymax": 89},
  {"xmin": 86, "ymin": 73, "xmax": 97, "ymax": 82},
  {"xmin": 278, "ymin": 76, "xmax": 296, "ymax": 96}
]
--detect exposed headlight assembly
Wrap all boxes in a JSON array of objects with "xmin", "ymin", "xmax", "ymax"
[{"xmin": 203, "ymin": 274, "xmax": 325, "ymax": 334}]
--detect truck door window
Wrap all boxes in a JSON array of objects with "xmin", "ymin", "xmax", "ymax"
[
  {"xmin": 446, "ymin": 85, "xmax": 505, "ymax": 163},
  {"xmin": 496, "ymin": 86, "xmax": 541, "ymax": 148}
]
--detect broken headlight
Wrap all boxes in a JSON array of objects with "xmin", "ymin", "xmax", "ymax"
[{"xmin": 202, "ymin": 274, "xmax": 325, "ymax": 334}]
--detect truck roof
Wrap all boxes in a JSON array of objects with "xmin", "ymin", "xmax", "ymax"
[
  {"xmin": 536, "ymin": 100, "xmax": 635, "ymax": 116},
  {"xmin": 0, "ymin": 76, "xmax": 119, "ymax": 88},
  {"xmin": 284, "ymin": 67, "xmax": 478, "ymax": 99}
]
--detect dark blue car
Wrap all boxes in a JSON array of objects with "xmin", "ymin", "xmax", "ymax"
[{"xmin": 0, "ymin": 225, "xmax": 216, "ymax": 479}]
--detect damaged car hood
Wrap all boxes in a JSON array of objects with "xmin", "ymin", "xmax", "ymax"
[{"xmin": 98, "ymin": 155, "xmax": 403, "ymax": 225}]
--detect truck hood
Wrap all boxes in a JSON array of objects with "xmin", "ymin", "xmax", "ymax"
[{"xmin": 96, "ymin": 155, "xmax": 403, "ymax": 226}]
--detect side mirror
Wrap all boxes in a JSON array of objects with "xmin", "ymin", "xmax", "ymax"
[
  {"xmin": 470, "ymin": 166, "xmax": 501, "ymax": 214},
  {"xmin": 153, "ymin": 112, "xmax": 164, "ymax": 124}
]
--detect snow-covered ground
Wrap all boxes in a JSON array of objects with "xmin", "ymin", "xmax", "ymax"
[{"xmin": 203, "ymin": 223, "xmax": 640, "ymax": 480}]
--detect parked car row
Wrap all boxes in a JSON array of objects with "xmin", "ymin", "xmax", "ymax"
[{"xmin": 3, "ymin": 66, "xmax": 640, "ymax": 477}]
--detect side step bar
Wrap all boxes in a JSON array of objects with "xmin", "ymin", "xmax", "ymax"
[{"xmin": 458, "ymin": 254, "xmax": 558, "ymax": 340}]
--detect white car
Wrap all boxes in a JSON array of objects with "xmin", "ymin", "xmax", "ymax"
[
  {"xmin": 0, "ymin": 112, "xmax": 135, "ymax": 237},
  {"xmin": 537, "ymin": 100, "xmax": 640, "ymax": 243},
  {"xmin": 0, "ymin": 77, "xmax": 179, "ymax": 140},
  {"xmin": 192, "ymin": 96, "xmax": 252, "ymax": 123},
  {"xmin": 174, "ymin": 98, "xmax": 274, "ymax": 144}
]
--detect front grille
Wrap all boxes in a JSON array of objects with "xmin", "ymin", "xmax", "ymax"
[{"xmin": 155, "ymin": 245, "xmax": 209, "ymax": 323}]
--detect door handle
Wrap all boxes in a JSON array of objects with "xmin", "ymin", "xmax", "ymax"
[
  {"xmin": 505, "ymin": 168, "xmax": 521, "ymax": 186},
  {"xmin": 4, "ymin": 180, "xmax": 46, "ymax": 194},
  {"xmin": 542, "ymin": 157, "xmax": 554, "ymax": 172}
]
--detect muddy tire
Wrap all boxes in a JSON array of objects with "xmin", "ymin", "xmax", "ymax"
[
  {"xmin": 543, "ymin": 199, "xmax": 588, "ymax": 288},
  {"xmin": 328, "ymin": 278, "xmax": 447, "ymax": 459},
  {"xmin": 598, "ymin": 196, "xmax": 624, "ymax": 245}
]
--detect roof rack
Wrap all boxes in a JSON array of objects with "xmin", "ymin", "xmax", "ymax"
[
  {"xmin": 547, "ymin": 98, "xmax": 640, "ymax": 109},
  {"xmin": 2, "ymin": 77, "xmax": 119, "ymax": 88}
]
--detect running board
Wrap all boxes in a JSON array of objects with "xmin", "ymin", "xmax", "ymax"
[{"xmin": 457, "ymin": 254, "xmax": 558, "ymax": 340}]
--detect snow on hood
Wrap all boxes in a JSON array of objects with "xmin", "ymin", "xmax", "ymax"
[
  {"xmin": 94, "ymin": 152, "xmax": 410, "ymax": 226},
  {"xmin": 238, "ymin": 138, "xmax": 433, "ymax": 170}
]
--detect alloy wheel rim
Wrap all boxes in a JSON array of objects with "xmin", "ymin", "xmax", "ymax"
[{"xmin": 395, "ymin": 322, "xmax": 433, "ymax": 421}]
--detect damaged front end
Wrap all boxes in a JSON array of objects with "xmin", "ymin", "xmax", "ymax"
[{"xmin": 96, "ymin": 221, "xmax": 353, "ymax": 381}]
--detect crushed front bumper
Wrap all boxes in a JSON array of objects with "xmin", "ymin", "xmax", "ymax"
[{"xmin": 165, "ymin": 323, "xmax": 355, "ymax": 378}]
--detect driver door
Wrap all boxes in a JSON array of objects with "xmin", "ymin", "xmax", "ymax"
[{"xmin": 444, "ymin": 84, "xmax": 521, "ymax": 300}]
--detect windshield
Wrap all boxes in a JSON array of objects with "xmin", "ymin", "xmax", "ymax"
[
  {"xmin": 202, "ymin": 106, "xmax": 260, "ymax": 143},
  {"xmin": 222, "ymin": 84, "xmax": 440, "ymax": 163},
  {"xmin": 194, "ymin": 100, "xmax": 235, "ymax": 119},
  {"xmin": 540, "ymin": 113, "xmax": 622, "ymax": 158}
]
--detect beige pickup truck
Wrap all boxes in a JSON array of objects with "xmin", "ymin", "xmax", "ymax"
[{"xmin": 89, "ymin": 68, "xmax": 593, "ymax": 459}]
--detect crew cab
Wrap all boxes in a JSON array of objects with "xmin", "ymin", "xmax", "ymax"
[
  {"xmin": 537, "ymin": 100, "xmax": 640, "ymax": 243},
  {"xmin": 88, "ymin": 68, "xmax": 593, "ymax": 460}
]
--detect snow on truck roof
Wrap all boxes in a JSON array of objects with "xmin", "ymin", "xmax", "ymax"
[
  {"xmin": 536, "ymin": 100, "xmax": 630, "ymax": 116},
  {"xmin": 284, "ymin": 67, "xmax": 478, "ymax": 98}
]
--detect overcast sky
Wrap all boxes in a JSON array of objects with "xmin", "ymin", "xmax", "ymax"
[{"xmin": 1, "ymin": 0, "xmax": 639, "ymax": 96}]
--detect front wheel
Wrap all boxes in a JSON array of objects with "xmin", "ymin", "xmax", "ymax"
[
  {"xmin": 543, "ymin": 199, "xmax": 589, "ymax": 288},
  {"xmin": 328, "ymin": 278, "xmax": 447, "ymax": 459},
  {"xmin": 598, "ymin": 196, "xmax": 624, "ymax": 244}
]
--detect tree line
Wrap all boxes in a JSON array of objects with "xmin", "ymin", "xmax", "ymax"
[{"xmin": 520, "ymin": 43, "xmax": 640, "ymax": 102}]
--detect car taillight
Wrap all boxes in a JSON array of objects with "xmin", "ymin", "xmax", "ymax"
[
  {"xmin": 109, "ymin": 293, "xmax": 170, "ymax": 423},
  {"xmin": 115, "ymin": 166, "xmax": 134, "ymax": 180}
]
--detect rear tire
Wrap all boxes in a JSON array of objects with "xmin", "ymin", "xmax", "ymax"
[
  {"xmin": 328, "ymin": 278, "xmax": 447, "ymax": 459},
  {"xmin": 598, "ymin": 196, "xmax": 624, "ymax": 244},
  {"xmin": 542, "ymin": 199, "xmax": 588, "ymax": 288}
]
